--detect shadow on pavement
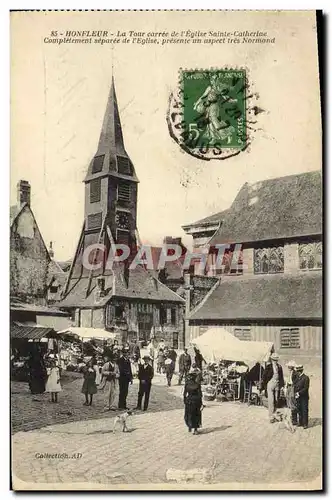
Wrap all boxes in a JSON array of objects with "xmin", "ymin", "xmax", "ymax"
[
  {"xmin": 199, "ymin": 425, "xmax": 232, "ymax": 434},
  {"xmin": 88, "ymin": 428, "xmax": 137, "ymax": 435},
  {"xmin": 308, "ymin": 417, "xmax": 322, "ymax": 428}
]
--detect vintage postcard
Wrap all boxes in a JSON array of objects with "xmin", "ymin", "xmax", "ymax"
[{"xmin": 10, "ymin": 10, "xmax": 322, "ymax": 491}]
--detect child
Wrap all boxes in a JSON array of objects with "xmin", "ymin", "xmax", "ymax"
[
  {"xmin": 157, "ymin": 349, "xmax": 165, "ymax": 374},
  {"xmin": 82, "ymin": 359, "xmax": 97, "ymax": 406},
  {"xmin": 45, "ymin": 358, "xmax": 62, "ymax": 403}
]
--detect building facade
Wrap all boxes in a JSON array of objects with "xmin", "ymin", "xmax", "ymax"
[
  {"xmin": 10, "ymin": 180, "xmax": 71, "ymax": 330},
  {"xmin": 184, "ymin": 171, "xmax": 323, "ymax": 354},
  {"xmin": 58, "ymin": 78, "xmax": 185, "ymax": 348}
]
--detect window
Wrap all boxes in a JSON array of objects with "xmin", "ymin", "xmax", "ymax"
[
  {"xmin": 138, "ymin": 303, "xmax": 153, "ymax": 314},
  {"xmin": 299, "ymin": 241, "xmax": 322, "ymax": 270},
  {"xmin": 87, "ymin": 212, "xmax": 102, "ymax": 230},
  {"xmin": 160, "ymin": 306, "xmax": 167, "ymax": 325},
  {"xmin": 114, "ymin": 305, "xmax": 125, "ymax": 319},
  {"xmin": 234, "ymin": 328, "xmax": 252, "ymax": 341},
  {"xmin": 92, "ymin": 155, "xmax": 104, "ymax": 174},
  {"xmin": 117, "ymin": 156, "xmax": 132, "ymax": 175},
  {"xmin": 49, "ymin": 285, "xmax": 58, "ymax": 294},
  {"xmin": 118, "ymin": 183, "xmax": 131, "ymax": 202},
  {"xmin": 280, "ymin": 328, "xmax": 300, "ymax": 349},
  {"xmin": 172, "ymin": 332, "xmax": 179, "ymax": 349},
  {"xmin": 90, "ymin": 178, "xmax": 101, "ymax": 203},
  {"xmin": 171, "ymin": 308, "xmax": 177, "ymax": 325},
  {"xmin": 254, "ymin": 245, "xmax": 284, "ymax": 274}
]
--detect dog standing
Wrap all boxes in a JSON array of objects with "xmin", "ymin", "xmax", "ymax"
[{"xmin": 112, "ymin": 410, "xmax": 133, "ymax": 433}]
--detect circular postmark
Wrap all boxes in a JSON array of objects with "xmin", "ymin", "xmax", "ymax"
[{"xmin": 167, "ymin": 67, "xmax": 263, "ymax": 161}]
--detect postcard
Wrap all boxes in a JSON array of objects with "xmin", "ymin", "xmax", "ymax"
[{"xmin": 10, "ymin": 10, "xmax": 322, "ymax": 491}]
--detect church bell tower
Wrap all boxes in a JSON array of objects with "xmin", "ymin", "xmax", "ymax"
[
  {"xmin": 63, "ymin": 77, "xmax": 139, "ymax": 294},
  {"xmin": 84, "ymin": 76, "xmax": 139, "ymax": 250}
]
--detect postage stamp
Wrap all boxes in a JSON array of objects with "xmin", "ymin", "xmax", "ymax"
[
  {"xmin": 182, "ymin": 69, "xmax": 246, "ymax": 150},
  {"xmin": 167, "ymin": 68, "xmax": 251, "ymax": 161}
]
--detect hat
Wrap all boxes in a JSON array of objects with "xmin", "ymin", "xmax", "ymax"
[
  {"xmin": 270, "ymin": 353, "xmax": 279, "ymax": 361},
  {"xmin": 286, "ymin": 360, "xmax": 296, "ymax": 368},
  {"xmin": 295, "ymin": 364, "xmax": 304, "ymax": 371}
]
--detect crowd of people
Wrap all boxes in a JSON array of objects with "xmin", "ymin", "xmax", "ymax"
[
  {"xmin": 261, "ymin": 353, "xmax": 310, "ymax": 429},
  {"xmin": 20, "ymin": 341, "xmax": 310, "ymax": 433}
]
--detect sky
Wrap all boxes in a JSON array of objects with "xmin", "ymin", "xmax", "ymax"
[{"xmin": 11, "ymin": 11, "xmax": 321, "ymax": 261}]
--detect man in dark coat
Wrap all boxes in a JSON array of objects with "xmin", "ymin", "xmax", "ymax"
[
  {"xmin": 261, "ymin": 353, "xmax": 285, "ymax": 422},
  {"xmin": 294, "ymin": 364, "xmax": 310, "ymax": 429},
  {"xmin": 117, "ymin": 347, "xmax": 133, "ymax": 409},
  {"xmin": 136, "ymin": 355, "xmax": 154, "ymax": 411},
  {"xmin": 194, "ymin": 347, "xmax": 205, "ymax": 371},
  {"xmin": 164, "ymin": 346, "xmax": 177, "ymax": 387},
  {"xmin": 178, "ymin": 348, "xmax": 192, "ymax": 385}
]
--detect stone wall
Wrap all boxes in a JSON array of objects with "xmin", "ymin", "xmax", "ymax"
[{"xmin": 10, "ymin": 206, "xmax": 50, "ymax": 303}]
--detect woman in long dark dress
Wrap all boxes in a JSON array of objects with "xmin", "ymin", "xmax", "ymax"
[
  {"xmin": 81, "ymin": 359, "xmax": 97, "ymax": 406},
  {"xmin": 27, "ymin": 347, "xmax": 47, "ymax": 400},
  {"xmin": 184, "ymin": 372, "xmax": 203, "ymax": 435}
]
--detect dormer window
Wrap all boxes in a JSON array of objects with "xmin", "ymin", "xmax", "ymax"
[
  {"xmin": 117, "ymin": 156, "xmax": 132, "ymax": 175},
  {"xmin": 92, "ymin": 155, "xmax": 104, "ymax": 174}
]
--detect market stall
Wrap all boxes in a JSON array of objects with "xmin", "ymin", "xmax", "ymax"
[
  {"xmin": 190, "ymin": 328, "xmax": 274, "ymax": 403},
  {"xmin": 10, "ymin": 322, "xmax": 59, "ymax": 381},
  {"xmin": 57, "ymin": 327, "xmax": 117, "ymax": 371}
]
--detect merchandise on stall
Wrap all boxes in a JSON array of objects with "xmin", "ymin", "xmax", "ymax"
[{"xmin": 191, "ymin": 328, "xmax": 274, "ymax": 404}]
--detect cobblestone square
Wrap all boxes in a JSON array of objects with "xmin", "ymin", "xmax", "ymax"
[{"xmin": 12, "ymin": 365, "xmax": 322, "ymax": 490}]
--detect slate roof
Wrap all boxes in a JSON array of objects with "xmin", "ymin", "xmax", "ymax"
[
  {"xmin": 10, "ymin": 204, "xmax": 24, "ymax": 227},
  {"xmin": 209, "ymin": 171, "xmax": 322, "ymax": 245},
  {"xmin": 183, "ymin": 209, "xmax": 230, "ymax": 230},
  {"xmin": 58, "ymin": 264, "xmax": 185, "ymax": 309},
  {"xmin": 10, "ymin": 324, "xmax": 56, "ymax": 339},
  {"xmin": 188, "ymin": 272, "xmax": 322, "ymax": 321},
  {"xmin": 57, "ymin": 260, "xmax": 73, "ymax": 272},
  {"xmin": 10, "ymin": 299, "xmax": 69, "ymax": 316},
  {"xmin": 47, "ymin": 259, "xmax": 68, "ymax": 287},
  {"xmin": 84, "ymin": 77, "xmax": 139, "ymax": 183}
]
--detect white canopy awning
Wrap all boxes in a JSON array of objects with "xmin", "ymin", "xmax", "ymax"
[
  {"xmin": 58, "ymin": 327, "xmax": 116, "ymax": 341},
  {"xmin": 191, "ymin": 327, "xmax": 273, "ymax": 368}
]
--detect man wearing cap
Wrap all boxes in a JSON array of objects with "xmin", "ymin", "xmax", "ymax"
[
  {"xmin": 136, "ymin": 355, "xmax": 154, "ymax": 411},
  {"xmin": 178, "ymin": 348, "xmax": 192, "ymax": 385},
  {"xmin": 117, "ymin": 347, "xmax": 133, "ymax": 410},
  {"xmin": 294, "ymin": 364, "xmax": 310, "ymax": 429},
  {"xmin": 261, "ymin": 353, "xmax": 285, "ymax": 423},
  {"xmin": 286, "ymin": 360, "xmax": 298, "ymax": 425}
]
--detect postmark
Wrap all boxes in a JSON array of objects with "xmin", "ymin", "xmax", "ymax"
[{"xmin": 167, "ymin": 67, "xmax": 261, "ymax": 161}]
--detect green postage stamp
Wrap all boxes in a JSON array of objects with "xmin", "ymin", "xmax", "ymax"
[
  {"xmin": 167, "ymin": 68, "xmax": 249, "ymax": 160},
  {"xmin": 182, "ymin": 69, "xmax": 246, "ymax": 149}
]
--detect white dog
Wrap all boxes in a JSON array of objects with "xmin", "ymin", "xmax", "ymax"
[
  {"xmin": 274, "ymin": 408, "xmax": 295, "ymax": 433},
  {"xmin": 112, "ymin": 410, "xmax": 133, "ymax": 433}
]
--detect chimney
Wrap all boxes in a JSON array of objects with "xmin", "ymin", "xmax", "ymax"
[
  {"xmin": 49, "ymin": 242, "xmax": 54, "ymax": 259},
  {"xmin": 17, "ymin": 180, "xmax": 31, "ymax": 208},
  {"xmin": 163, "ymin": 236, "xmax": 182, "ymax": 246}
]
